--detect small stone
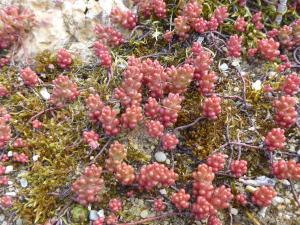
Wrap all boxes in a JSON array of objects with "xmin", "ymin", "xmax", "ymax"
[
  {"xmin": 32, "ymin": 155, "xmax": 39, "ymax": 161},
  {"xmin": 140, "ymin": 210, "xmax": 149, "ymax": 218},
  {"xmin": 159, "ymin": 189, "xmax": 167, "ymax": 195},
  {"xmin": 233, "ymin": 87, "xmax": 239, "ymax": 92},
  {"xmin": 165, "ymin": 159, "xmax": 170, "ymax": 164},
  {"xmin": 197, "ymin": 36, "xmax": 204, "ymax": 44},
  {"xmin": 219, "ymin": 63, "xmax": 229, "ymax": 72},
  {"xmin": 273, "ymin": 196, "xmax": 284, "ymax": 205},
  {"xmin": 232, "ymin": 59, "xmax": 240, "ymax": 67},
  {"xmin": 252, "ymin": 80, "xmax": 262, "ymax": 91},
  {"xmin": 97, "ymin": 210, "xmax": 104, "ymax": 218},
  {"xmin": 5, "ymin": 192, "xmax": 16, "ymax": 197},
  {"xmin": 20, "ymin": 178, "xmax": 28, "ymax": 188},
  {"xmin": 40, "ymin": 87, "xmax": 50, "ymax": 100},
  {"xmin": 230, "ymin": 208, "xmax": 238, "ymax": 215},
  {"xmin": 7, "ymin": 151, "xmax": 13, "ymax": 157},
  {"xmin": 8, "ymin": 181, "xmax": 13, "ymax": 185},
  {"xmin": 258, "ymin": 207, "xmax": 267, "ymax": 218},
  {"xmin": 5, "ymin": 165, "xmax": 13, "ymax": 174},
  {"xmin": 155, "ymin": 152, "xmax": 167, "ymax": 162},
  {"xmin": 245, "ymin": 185, "xmax": 257, "ymax": 192},
  {"xmin": 89, "ymin": 210, "xmax": 99, "ymax": 221}
]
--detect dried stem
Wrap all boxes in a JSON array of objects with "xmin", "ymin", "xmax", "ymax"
[
  {"xmin": 90, "ymin": 137, "xmax": 113, "ymax": 164},
  {"xmin": 28, "ymin": 107, "xmax": 57, "ymax": 122},
  {"xmin": 174, "ymin": 117, "xmax": 205, "ymax": 132}
]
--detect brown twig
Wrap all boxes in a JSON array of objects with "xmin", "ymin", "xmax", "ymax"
[
  {"xmin": 174, "ymin": 117, "xmax": 205, "ymax": 132},
  {"xmin": 89, "ymin": 137, "xmax": 113, "ymax": 164},
  {"xmin": 116, "ymin": 212, "xmax": 189, "ymax": 225},
  {"xmin": 289, "ymin": 179, "xmax": 300, "ymax": 208},
  {"xmin": 227, "ymin": 142, "xmax": 262, "ymax": 149},
  {"xmin": 28, "ymin": 107, "xmax": 57, "ymax": 122}
]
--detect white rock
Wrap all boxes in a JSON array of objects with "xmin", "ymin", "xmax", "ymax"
[
  {"xmin": 252, "ymin": 80, "xmax": 262, "ymax": 91},
  {"xmin": 40, "ymin": 88, "xmax": 50, "ymax": 100},
  {"xmin": 230, "ymin": 208, "xmax": 238, "ymax": 216},
  {"xmin": 140, "ymin": 210, "xmax": 149, "ymax": 218},
  {"xmin": 231, "ymin": 59, "xmax": 240, "ymax": 67},
  {"xmin": 245, "ymin": 185, "xmax": 257, "ymax": 193},
  {"xmin": 8, "ymin": 181, "xmax": 13, "ymax": 185},
  {"xmin": 219, "ymin": 63, "xmax": 229, "ymax": 72},
  {"xmin": 32, "ymin": 155, "xmax": 39, "ymax": 161},
  {"xmin": 5, "ymin": 165, "xmax": 13, "ymax": 174},
  {"xmin": 155, "ymin": 151, "xmax": 167, "ymax": 162},
  {"xmin": 258, "ymin": 207, "xmax": 267, "ymax": 218},
  {"xmin": 272, "ymin": 196, "xmax": 284, "ymax": 205},
  {"xmin": 159, "ymin": 189, "xmax": 167, "ymax": 195},
  {"xmin": 240, "ymin": 176, "xmax": 276, "ymax": 187},
  {"xmin": 89, "ymin": 210, "xmax": 99, "ymax": 221},
  {"xmin": 7, "ymin": 151, "xmax": 13, "ymax": 157},
  {"xmin": 5, "ymin": 192, "xmax": 17, "ymax": 197},
  {"xmin": 20, "ymin": 178, "xmax": 28, "ymax": 188},
  {"xmin": 197, "ymin": 36, "xmax": 204, "ymax": 44},
  {"xmin": 0, "ymin": 214, "xmax": 5, "ymax": 222},
  {"xmin": 97, "ymin": 209, "xmax": 104, "ymax": 218},
  {"xmin": 165, "ymin": 159, "xmax": 171, "ymax": 164}
]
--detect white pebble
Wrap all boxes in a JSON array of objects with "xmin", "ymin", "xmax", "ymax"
[
  {"xmin": 154, "ymin": 152, "xmax": 167, "ymax": 162},
  {"xmin": 20, "ymin": 178, "xmax": 28, "ymax": 188},
  {"xmin": 159, "ymin": 189, "xmax": 167, "ymax": 195},
  {"xmin": 32, "ymin": 155, "xmax": 39, "ymax": 161},
  {"xmin": 219, "ymin": 63, "xmax": 228, "ymax": 72},
  {"xmin": 230, "ymin": 208, "xmax": 238, "ymax": 216},
  {"xmin": 258, "ymin": 207, "xmax": 267, "ymax": 218},
  {"xmin": 252, "ymin": 80, "xmax": 262, "ymax": 91},
  {"xmin": 165, "ymin": 159, "xmax": 170, "ymax": 164},
  {"xmin": 97, "ymin": 209, "xmax": 104, "ymax": 218},
  {"xmin": 272, "ymin": 196, "xmax": 284, "ymax": 205},
  {"xmin": 89, "ymin": 210, "xmax": 99, "ymax": 221},
  {"xmin": 140, "ymin": 210, "xmax": 149, "ymax": 218},
  {"xmin": 0, "ymin": 214, "xmax": 5, "ymax": 222},
  {"xmin": 40, "ymin": 87, "xmax": 50, "ymax": 100},
  {"xmin": 5, "ymin": 192, "xmax": 16, "ymax": 197},
  {"xmin": 7, "ymin": 151, "xmax": 13, "ymax": 157},
  {"xmin": 5, "ymin": 165, "xmax": 13, "ymax": 174}
]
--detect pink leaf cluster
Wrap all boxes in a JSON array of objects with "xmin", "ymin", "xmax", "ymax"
[
  {"xmin": 257, "ymin": 38, "xmax": 280, "ymax": 61},
  {"xmin": 227, "ymin": 35, "xmax": 243, "ymax": 57},
  {"xmin": 171, "ymin": 188, "xmax": 190, "ymax": 210},
  {"xmin": 13, "ymin": 138, "xmax": 27, "ymax": 148},
  {"xmin": 235, "ymin": 193, "xmax": 247, "ymax": 206},
  {"xmin": 109, "ymin": 198, "xmax": 122, "ymax": 212},
  {"xmin": 146, "ymin": 120, "xmax": 164, "ymax": 138},
  {"xmin": 202, "ymin": 94, "xmax": 222, "ymax": 120},
  {"xmin": 207, "ymin": 153, "xmax": 226, "ymax": 172},
  {"xmin": 271, "ymin": 159, "xmax": 300, "ymax": 180},
  {"xmin": 251, "ymin": 186, "xmax": 277, "ymax": 207},
  {"xmin": 114, "ymin": 57, "xmax": 143, "ymax": 107},
  {"xmin": 93, "ymin": 217, "xmax": 104, "ymax": 225},
  {"xmin": 85, "ymin": 94, "xmax": 104, "ymax": 123},
  {"xmin": 191, "ymin": 162, "xmax": 233, "ymax": 221},
  {"xmin": 106, "ymin": 214, "xmax": 118, "ymax": 225},
  {"xmin": 0, "ymin": 117, "xmax": 11, "ymax": 149},
  {"xmin": 83, "ymin": 130, "xmax": 99, "ymax": 150},
  {"xmin": 0, "ymin": 85, "xmax": 9, "ymax": 97},
  {"xmin": 121, "ymin": 105, "xmax": 143, "ymax": 129},
  {"xmin": 13, "ymin": 152, "xmax": 29, "ymax": 163},
  {"xmin": 273, "ymin": 96, "xmax": 297, "ymax": 128},
  {"xmin": 230, "ymin": 160, "xmax": 248, "ymax": 177},
  {"xmin": 234, "ymin": 17, "xmax": 247, "ymax": 32},
  {"xmin": 49, "ymin": 75, "xmax": 79, "ymax": 108},
  {"xmin": 0, "ymin": 195, "xmax": 12, "ymax": 208},
  {"xmin": 282, "ymin": 73, "xmax": 300, "ymax": 96},
  {"xmin": 153, "ymin": 198, "xmax": 166, "ymax": 212},
  {"xmin": 138, "ymin": 162, "xmax": 178, "ymax": 190},
  {"xmin": 71, "ymin": 164, "xmax": 104, "ymax": 205},
  {"xmin": 99, "ymin": 106, "xmax": 120, "ymax": 136},
  {"xmin": 0, "ymin": 6, "xmax": 35, "ymax": 49},
  {"xmin": 0, "ymin": 176, "xmax": 8, "ymax": 186},
  {"xmin": 110, "ymin": 7, "xmax": 137, "ymax": 30},
  {"xmin": 159, "ymin": 93, "xmax": 183, "ymax": 127},
  {"xmin": 134, "ymin": 0, "xmax": 167, "ymax": 19},
  {"xmin": 20, "ymin": 67, "xmax": 39, "ymax": 87},
  {"xmin": 264, "ymin": 128, "xmax": 286, "ymax": 151},
  {"xmin": 56, "ymin": 48, "xmax": 72, "ymax": 69},
  {"xmin": 94, "ymin": 41, "xmax": 112, "ymax": 69},
  {"xmin": 252, "ymin": 12, "xmax": 264, "ymax": 30},
  {"xmin": 32, "ymin": 119, "xmax": 42, "ymax": 129},
  {"xmin": 208, "ymin": 216, "xmax": 222, "ymax": 225},
  {"xmin": 94, "ymin": 24, "xmax": 124, "ymax": 47},
  {"xmin": 161, "ymin": 133, "xmax": 179, "ymax": 151}
]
